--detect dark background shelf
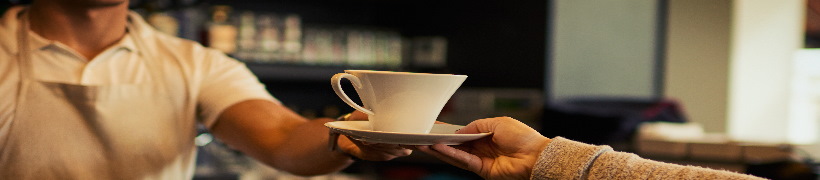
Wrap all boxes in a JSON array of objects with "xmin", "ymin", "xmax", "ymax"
[
  {"xmin": 246, "ymin": 63, "xmax": 352, "ymax": 82},
  {"xmin": 219, "ymin": 0, "xmax": 548, "ymax": 89}
]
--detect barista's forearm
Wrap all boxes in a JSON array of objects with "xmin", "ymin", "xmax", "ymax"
[
  {"xmin": 267, "ymin": 118, "xmax": 354, "ymax": 176},
  {"xmin": 210, "ymin": 100, "xmax": 352, "ymax": 176}
]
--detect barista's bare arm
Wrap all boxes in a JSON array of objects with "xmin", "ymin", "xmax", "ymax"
[{"xmin": 208, "ymin": 99, "xmax": 353, "ymax": 176}]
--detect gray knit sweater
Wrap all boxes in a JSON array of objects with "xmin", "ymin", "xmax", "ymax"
[{"xmin": 530, "ymin": 137, "xmax": 766, "ymax": 179}]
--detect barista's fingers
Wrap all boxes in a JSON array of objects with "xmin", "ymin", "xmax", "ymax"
[
  {"xmin": 388, "ymin": 144, "xmax": 414, "ymax": 155},
  {"xmin": 356, "ymin": 141, "xmax": 412, "ymax": 157},
  {"xmin": 348, "ymin": 111, "xmax": 369, "ymax": 120},
  {"xmin": 342, "ymin": 136, "xmax": 411, "ymax": 161},
  {"xmin": 374, "ymin": 144, "xmax": 413, "ymax": 157},
  {"xmin": 434, "ymin": 121, "xmax": 451, "ymax": 125},
  {"xmin": 341, "ymin": 136, "xmax": 381, "ymax": 160}
]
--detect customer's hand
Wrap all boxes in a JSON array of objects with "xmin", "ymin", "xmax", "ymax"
[
  {"xmin": 336, "ymin": 111, "xmax": 413, "ymax": 161},
  {"xmin": 414, "ymin": 117, "xmax": 552, "ymax": 180}
]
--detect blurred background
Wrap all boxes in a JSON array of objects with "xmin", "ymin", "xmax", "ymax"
[{"xmin": 3, "ymin": 0, "xmax": 819, "ymax": 179}]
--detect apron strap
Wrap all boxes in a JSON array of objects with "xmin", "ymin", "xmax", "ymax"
[
  {"xmin": 126, "ymin": 14, "xmax": 195, "ymax": 123},
  {"xmin": 14, "ymin": 8, "xmax": 31, "ymax": 116},
  {"xmin": 126, "ymin": 21, "xmax": 165, "ymax": 88},
  {"xmin": 16, "ymin": 8, "xmax": 32, "ymax": 80}
]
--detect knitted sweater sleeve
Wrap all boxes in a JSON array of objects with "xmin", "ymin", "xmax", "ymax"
[{"xmin": 530, "ymin": 137, "xmax": 766, "ymax": 180}]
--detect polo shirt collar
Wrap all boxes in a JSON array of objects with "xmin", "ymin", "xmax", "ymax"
[
  {"xmin": 26, "ymin": 29, "xmax": 138, "ymax": 59},
  {"xmin": 1, "ymin": 6, "xmax": 143, "ymax": 56}
]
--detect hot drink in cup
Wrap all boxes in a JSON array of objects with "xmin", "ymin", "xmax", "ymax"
[{"xmin": 331, "ymin": 70, "xmax": 467, "ymax": 133}]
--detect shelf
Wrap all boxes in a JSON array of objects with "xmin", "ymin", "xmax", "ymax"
[
  {"xmin": 246, "ymin": 63, "xmax": 345, "ymax": 82},
  {"xmin": 245, "ymin": 62, "xmax": 397, "ymax": 82}
]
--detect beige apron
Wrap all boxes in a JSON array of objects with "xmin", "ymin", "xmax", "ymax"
[{"xmin": 0, "ymin": 10, "xmax": 197, "ymax": 179}]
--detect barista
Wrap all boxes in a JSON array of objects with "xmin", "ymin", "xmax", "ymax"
[{"xmin": 0, "ymin": 0, "xmax": 408, "ymax": 179}]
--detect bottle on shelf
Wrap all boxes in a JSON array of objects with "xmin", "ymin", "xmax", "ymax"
[
  {"xmin": 206, "ymin": 5, "xmax": 238, "ymax": 55},
  {"xmin": 345, "ymin": 29, "xmax": 369, "ymax": 66},
  {"xmin": 281, "ymin": 14, "xmax": 303, "ymax": 63},
  {"xmin": 255, "ymin": 14, "xmax": 283, "ymax": 63},
  {"xmin": 236, "ymin": 11, "xmax": 257, "ymax": 61},
  {"xmin": 141, "ymin": 0, "xmax": 179, "ymax": 37},
  {"xmin": 153, "ymin": 5, "xmax": 432, "ymax": 70},
  {"xmin": 302, "ymin": 26, "xmax": 342, "ymax": 65}
]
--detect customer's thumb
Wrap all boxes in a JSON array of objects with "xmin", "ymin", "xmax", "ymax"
[{"xmin": 456, "ymin": 117, "xmax": 501, "ymax": 134}]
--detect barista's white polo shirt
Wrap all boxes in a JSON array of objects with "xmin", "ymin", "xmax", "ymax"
[{"xmin": 0, "ymin": 6, "xmax": 277, "ymax": 178}]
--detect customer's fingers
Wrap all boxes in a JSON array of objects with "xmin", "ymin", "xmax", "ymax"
[
  {"xmin": 456, "ymin": 116, "xmax": 525, "ymax": 135},
  {"xmin": 454, "ymin": 119, "xmax": 490, "ymax": 135}
]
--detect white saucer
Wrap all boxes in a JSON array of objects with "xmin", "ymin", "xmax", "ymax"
[{"xmin": 325, "ymin": 121, "xmax": 491, "ymax": 145}]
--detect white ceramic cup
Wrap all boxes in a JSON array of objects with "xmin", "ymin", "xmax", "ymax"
[{"xmin": 331, "ymin": 70, "xmax": 467, "ymax": 133}]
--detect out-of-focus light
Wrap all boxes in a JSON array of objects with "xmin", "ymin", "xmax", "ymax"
[{"xmin": 195, "ymin": 133, "xmax": 214, "ymax": 146}]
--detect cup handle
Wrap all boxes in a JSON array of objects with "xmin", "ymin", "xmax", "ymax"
[{"xmin": 331, "ymin": 73, "xmax": 375, "ymax": 115}]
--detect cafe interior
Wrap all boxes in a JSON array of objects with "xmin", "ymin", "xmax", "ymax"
[{"xmin": 3, "ymin": 0, "xmax": 819, "ymax": 179}]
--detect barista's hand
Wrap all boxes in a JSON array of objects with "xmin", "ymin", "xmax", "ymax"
[
  {"xmin": 414, "ymin": 117, "xmax": 552, "ymax": 180},
  {"xmin": 336, "ymin": 111, "xmax": 413, "ymax": 161}
]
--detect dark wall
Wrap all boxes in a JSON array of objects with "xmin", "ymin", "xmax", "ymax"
[
  {"xmin": 370, "ymin": 0, "xmax": 548, "ymax": 89},
  {"xmin": 209, "ymin": 0, "xmax": 548, "ymax": 89}
]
